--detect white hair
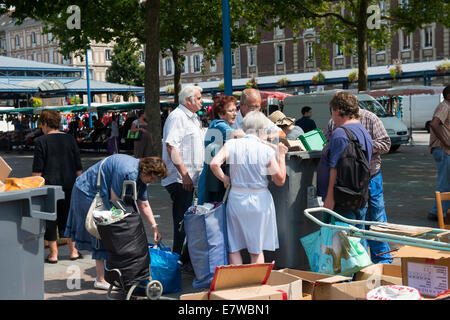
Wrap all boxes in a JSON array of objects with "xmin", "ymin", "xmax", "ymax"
[
  {"xmin": 179, "ymin": 85, "xmax": 203, "ymax": 105},
  {"xmin": 242, "ymin": 111, "xmax": 267, "ymax": 135}
]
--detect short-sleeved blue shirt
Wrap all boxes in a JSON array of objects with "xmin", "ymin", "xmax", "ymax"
[
  {"xmin": 75, "ymin": 154, "xmax": 148, "ymax": 208},
  {"xmin": 317, "ymin": 122, "xmax": 373, "ymax": 199}
]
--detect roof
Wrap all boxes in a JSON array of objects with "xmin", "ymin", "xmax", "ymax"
[
  {"xmin": 0, "ymin": 82, "xmax": 38, "ymax": 92},
  {"xmin": 0, "ymin": 55, "xmax": 84, "ymax": 72},
  {"xmin": 64, "ymin": 79, "xmax": 144, "ymax": 93},
  {"xmin": 17, "ymin": 79, "xmax": 66, "ymax": 91},
  {"xmin": 160, "ymin": 59, "xmax": 450, "ymax": 94}
]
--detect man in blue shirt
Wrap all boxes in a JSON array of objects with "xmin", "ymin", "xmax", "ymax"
[
  {"xmin": 295, "ymin": 106, "xmax": 317, "ymax": 133},
  {"xmin": 317, "ymin": 92, "xmax": 373, "ymax": 232}
]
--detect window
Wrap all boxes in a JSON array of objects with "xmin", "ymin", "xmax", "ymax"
[
  {"xmin": 15, "ymin": 35, "xmax": 20, "ymax": 48},
  {"xmin": 423, "ymin": 26, "xmax": 433, "ymax": 48},
  {"xmin": 336, "ymin": 44, "xmax": 343, "ymax": 57},
  {"xmin": 31, "ymin": 32, "xmax": 36, "ymax": 44},
  {"xmin": 139, "ymin": 51, "xmax": 145, "ymax": 63},
  {"xmin": 87, "ymin": 49, "xmax": 93, "ymax": 62},
  {"xmin": 193, "ymin": 54, "xmax": 201, "ymax": 72},
  {"xmin": 210, "ymin": 59, "xmax": 216, "ymax": 72},
  {"xmin": 47, "ymin": 32, "xmax": 53, "ymax": 43},
  {"xmin": 399, "ymin": 0, "xmax": 409, "ymax": 8},
  {"xmin": 276, "ymin": 45, "xmax": 284, "ymax": 64},
  {"xmin": 105, "ymin": 49, "xmax": 112, "ymax": 61},
  {"xmin": 274, "ymin": 26, "xmax": 284, "ymax": 37},
  {"xmin": 164, "ymin": 58, "xmax": 173, "ymax": 75},
  {"xmin": 248, "ymin": 47, "xmax": 256, "ymax": 66},
  {"xmin": 48, "ymin": 49, "xmax": 53, "ymax": 63},
  {"xmin": 231, "ymin": 50, "xmax": 236, "ymax": 67},
  {"xmin": 181, "ymin": 56, "xmax": 188, "ymax": 74},
  {"xmin": 401, "ymin": 30, "xmax": 411, "ymax": 50},
  {"xmin": 0, "ymin": 39, "xmax": 4, "ymax": 49},
  {"xmin": 306, "ymin": 42, "xmax": 314, "ymax": 59}
]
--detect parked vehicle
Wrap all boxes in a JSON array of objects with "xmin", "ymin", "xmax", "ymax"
[
  {"xmin": 398, "ymin": 93, "xmax": 443, "ymax": 132},
  {"xmin": 283, "ymin": 90, "xmax": 410, "ymax": 152}
]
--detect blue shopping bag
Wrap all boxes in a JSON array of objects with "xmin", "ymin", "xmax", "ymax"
[
  {"xmin": 148, "ymin": 242, "xmax": 182, "ymax": 293},
  {"xmin": 184, "ymin": 202, "xmax": 228, "ymax": 289},
  {"xmin": 300, "ymin": 221, "xmax": 372, "ymax": 276}
]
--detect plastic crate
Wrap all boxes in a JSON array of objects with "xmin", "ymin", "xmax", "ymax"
[{"xmin": 299, "ymin": 129, "xmax": 327, "ymax": 151}]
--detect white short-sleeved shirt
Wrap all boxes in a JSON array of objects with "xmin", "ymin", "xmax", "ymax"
[
  {"xmin": 231, "ymin": 110, "xmax": 281, "ymax": 135},
  {"xmin": 162, "ymin": 104, "xmax": 205, "ymax": 187},
  {"xmin": 225, "ymin": 134, "xmax": 276, "ymax": 189}
]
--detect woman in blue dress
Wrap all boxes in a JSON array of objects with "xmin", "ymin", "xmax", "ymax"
[
  {"xmin": 64, "ymin": 154, "xmax": 167, "ymax": 290},
  {"xmin": 197, "ymin": 95, "xmax": 244, "ymax": 205}
]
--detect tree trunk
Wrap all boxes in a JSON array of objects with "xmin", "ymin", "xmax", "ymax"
[
  {"xmin": 171, "ymin": 48, "xmax": 182, "ymax": 105},
  {"xmin": 145, "ymin": 0, "xmax": 162, "ymax": 157},
  {"xmin": 357, "ymin": 0, "xmax": 369, "ymax": 92}
]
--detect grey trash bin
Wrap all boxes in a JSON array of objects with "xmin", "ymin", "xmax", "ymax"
[
  {"xmin": 267, "ymin": 150, "xmax": 322, "ymax": 270},
  {"xmin": 0, "ymin": 185, "xmax": 64, "ymax": 300}
]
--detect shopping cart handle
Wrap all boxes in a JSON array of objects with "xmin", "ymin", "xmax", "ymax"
[
  {"xmin": 121, "ymin": 180, "xmax": 137, "ymax": 201},
  {"xmin": 303, "ymin": 207, "xmax": 361, "ymax": 233}
]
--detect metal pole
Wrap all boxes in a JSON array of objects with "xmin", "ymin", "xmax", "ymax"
[
  {"xmin": 222, "ymin": 0, "xmax": 232, "ymax": 96},
  {"xmin": 86, "ymin": 47, "xmax": 92, "ymax": 128}
]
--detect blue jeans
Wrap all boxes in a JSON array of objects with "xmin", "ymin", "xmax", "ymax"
[
  {"xmin": 360, "ymin": 172, "xmax": 393, "ymax": 264},
  {"xmin": 430, "ymin": 147, "xmax": 450, "ymax": 218}
]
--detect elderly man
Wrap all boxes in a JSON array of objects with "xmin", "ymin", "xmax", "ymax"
[
  {"xmin": 428, "ymin": 85, "xmax": 450, "ymax": 221},
  {"xmin": 324, "ymin": 102, "xmax": 392, "ymax": 264},
  {"xmin": 231, "ymin": 88, "xmax": 285, "ymax": 139},
  {"xmin": 162, "ymin": 85, "xmax": 205, "ymax": 256}
]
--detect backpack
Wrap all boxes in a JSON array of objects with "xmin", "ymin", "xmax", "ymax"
[{"xmin": 333, "ymin": 126, "xmax": 370, "ymax": 212}]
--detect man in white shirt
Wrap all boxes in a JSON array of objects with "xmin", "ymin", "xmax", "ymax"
[
  {"xmin": 162, "ymin": 85, "xmax": 205, "ymax": 256},
  {"xmin": 231, "ymin": 88, "xmax": 285, "ymax": 139}
]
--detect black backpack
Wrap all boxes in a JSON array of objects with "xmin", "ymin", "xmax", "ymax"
[{"xmin": 333, "ymin": 126, "xmax": 370, "ymax": 212}]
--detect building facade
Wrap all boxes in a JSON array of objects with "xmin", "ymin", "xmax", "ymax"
[{"xmin": 158, "ymin": 2, "xmax": 449, "ymax": 92}]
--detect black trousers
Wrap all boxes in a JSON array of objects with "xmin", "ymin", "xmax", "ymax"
[
  {"xmin": 165, "ymin": 182, "xmax": 193, "ymax": 262},
  {"xmin": 44, "ymin": 188, "xmax": 72, "ymax": 242}
]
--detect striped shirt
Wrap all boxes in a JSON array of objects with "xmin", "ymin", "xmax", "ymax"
[{"xmin": 323, "ymin": 108, "xmax": 391, "ymax": 176}]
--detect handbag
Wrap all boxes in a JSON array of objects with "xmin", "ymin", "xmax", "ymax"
[
  {"xmin": 126, "ymin": 129, "xmax": 140, "ymax": 140},
  {"xmin": 300, "ymin": 221, "xmax": 372, "ymax": 276},
  {"xmin": 148, "ymin": 241, "xmax": 182, "ymax": 293},
  {"xmin": 85, "ymin": 158, "xmax": 108, "ymax": 239}
]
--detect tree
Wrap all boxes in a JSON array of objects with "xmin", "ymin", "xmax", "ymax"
[
  {"xmin": 1, "ymin": 0, "xmax": 163, "ymax": 156},
  {"xmin": 106, "ymin": 43, "xmax": 145, "ymax": 100},
  {"xmin": 257, "ymin": 0, "xmax": 449, "ymax": 91}
]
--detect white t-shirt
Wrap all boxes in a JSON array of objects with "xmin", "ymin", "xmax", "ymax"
[{"xmin": 161, "ymin": 104, "xmax": 205, "ymax": 187}]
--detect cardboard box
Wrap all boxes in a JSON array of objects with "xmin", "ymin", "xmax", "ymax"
[
  {"xmin": 180, "ymin": 263, "xmax": 302, "ymax": 300},
  {"xmin": 279, "ymin": 268, "xmax": 351, "ymax": 299},
  {"xmin": 0, "ymin": 156, "xmax": 12, "ymax": 183},
  {"xmin": 280, "ymin": 138, "xmax": 306, "ymax": 151},
  {"xmin": 354, "ymin": 263, "xmax": 403, "ymax": 285},
  {"xmin": 393, "ymin": 246, "xmax": 450, "ymax": 298},
  {"xmin": 313, "ymin": 279, "xmax": 396, "ymax": 300}
]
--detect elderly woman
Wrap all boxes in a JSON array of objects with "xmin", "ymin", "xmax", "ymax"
[
  {"xmin": 210, "ymin": 111, "xmax": 288, "ymax": 264},
  {"xmin": 197, "ymin": 95, "xmax": 245, "ymax": 205},
  {"xmin": 64, "ymin": 154, "xmax": 167, "ymax": 290}
]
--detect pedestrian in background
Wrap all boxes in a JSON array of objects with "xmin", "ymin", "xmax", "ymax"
[
  {"xmin": 162, "ymin": 85, "xmax": 204, "ymax": 259},
  {"xmin": 428, "ymin": 84, "xmax": 450, "ymax": 221},
  {"xmin": 131, "ymin": 110, "xmax": 154, "ymax": 158},
  {"xmin": 295, "ymin": 106, "xmax": 317, "ymax": 133},
  {"xmin": 210, "ymin": 111, "xmax": 288, "ymax": 264},
  {"xmin": 107, "ymin": 114, "xmax": 120, "ymax": 155},
  {"xmin": 268, "ymin": 110, "xmax": 304, "ymax": 139},
  {"xmin": 32, "ymin": 110, "xmax": 83, "ymax": 264}
]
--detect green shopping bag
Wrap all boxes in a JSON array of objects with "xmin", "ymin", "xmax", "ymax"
[
  {"xmin": 126, "ymin": 129, "xmax": 140, "ymax": 140},
  {"xmin": 300, "ymin": 221, "xmax": 372, "ymax": 276}
]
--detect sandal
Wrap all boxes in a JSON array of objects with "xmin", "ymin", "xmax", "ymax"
[
  {"xmin": 70, "ymin": 253, "xmax": 84, "ymax": 261},
  {"xmin": 45, "ymin": 256, "xmax": 58, "ymax": 264}
]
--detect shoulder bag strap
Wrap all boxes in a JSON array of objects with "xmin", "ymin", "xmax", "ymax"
[{"xmin": 96, "ymin": 157, "xmax": 109, "ymax": 191}]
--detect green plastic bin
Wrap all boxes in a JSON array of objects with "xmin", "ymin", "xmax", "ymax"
[
  {"xmin": 299, "ymin": 129, "xmax": 327, "ymax": 151},
  {"xmin": 0, "ymin": 186, "xmax": 64, "ymax": 300}
]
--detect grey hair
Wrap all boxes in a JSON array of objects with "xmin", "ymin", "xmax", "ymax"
[
  {"xmin": 242, "ymin": 111, "xmax": 267, "ymax": 135},
  {"xmin": 179, "ymin": 85, "xmax": 203, "ymax": 105},
  {"xmin": 240, "ymin": 88, "xmax": 261, "ymax": 107}
]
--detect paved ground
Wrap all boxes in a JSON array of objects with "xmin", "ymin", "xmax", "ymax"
[{"xmin": 0, "ymin": 131, "xmax": 444, "ymax": 300}]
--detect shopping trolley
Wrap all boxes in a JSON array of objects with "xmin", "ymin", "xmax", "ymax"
[{"xmin": 303, "ymin": 207, "xmax": 450, "ymax": 252}]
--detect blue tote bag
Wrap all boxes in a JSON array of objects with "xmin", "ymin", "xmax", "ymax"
[
  {"xmin": 148, "ymin": 242, "xmax": 182, "ymax": 293},
  {"xmin": 183, "ymin": 187, "xmax": 230, "ymax": 289}
]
